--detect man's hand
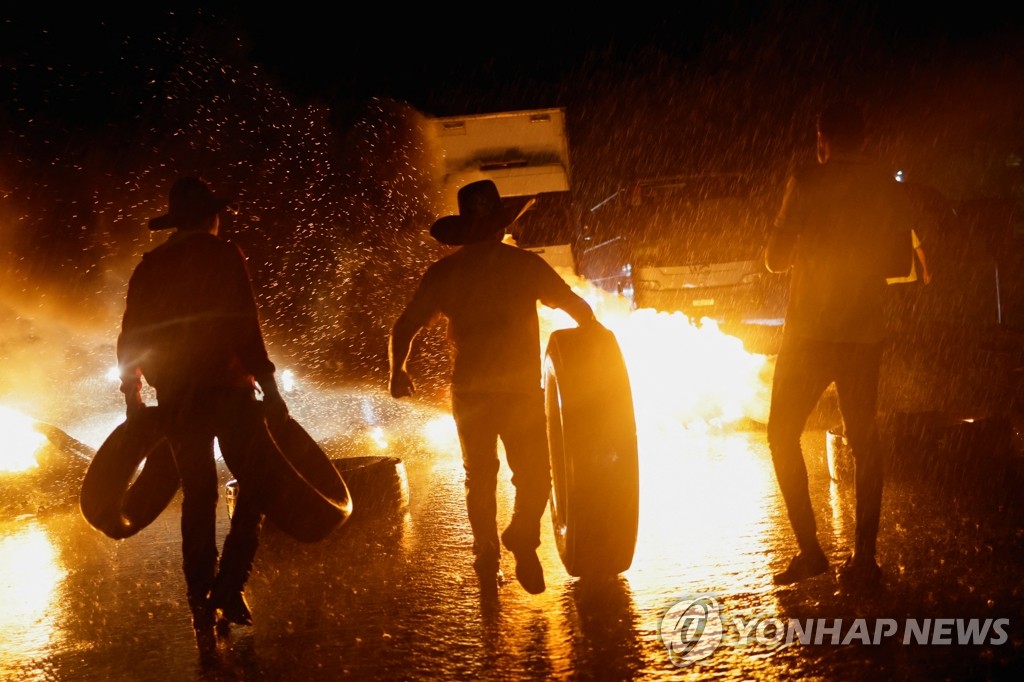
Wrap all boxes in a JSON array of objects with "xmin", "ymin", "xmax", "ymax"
[
  {"xmin": 258, "ymin": 375, "xmax": 289, "ymax": 425},
  {"xmin": 124, "ymin": 387, "xmax": 145, "ymax": 419},
  {"xmin": 263, "ymin": 390, "xmax": 289, "ymax": 424},
  {"xmin": 580, "ymin": 315, "xmax": 607, "ymax": 332},
  {"xmin": 390, "ymin": 369, "xmax": 415, "ymax": 399}
]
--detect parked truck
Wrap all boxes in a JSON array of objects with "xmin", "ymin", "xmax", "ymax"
[
  {"xmin": 578, "ymin": 173, "xmax": 780, "ymax": 322},
  {"xmin": 426, "ymin": 107, "xmax": 580, "ymax": 274}
]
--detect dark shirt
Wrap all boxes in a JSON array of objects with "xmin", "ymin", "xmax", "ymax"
[
  {"xmin": 769, "ymin": 152, "xmax": 914, "ymax": 345},
  {"xmin": 395, "ymin": 240, "xmax": 593, "ymax": 393},
  {"xmin": 117, "ymin": 230, "xmax": 276, "ymax": 394}
]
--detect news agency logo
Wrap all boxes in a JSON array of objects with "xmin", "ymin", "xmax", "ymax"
[
  {"xmin": 658, "ymin": 595, "xmax": 725, "ymax": 666},
  {"xmin": 658, "ymin": 594, "xmax": 1012, "ymax": 668}
]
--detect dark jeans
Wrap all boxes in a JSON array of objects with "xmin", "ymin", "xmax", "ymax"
[
  {"xmin": 766, "ymin": 339, "xmax": 885, "ymax": 559},
  {"xmin": 158, "ymin": 387, "xmax": 274, "ymax": 605},
  {"xmin": 451, "ymin": 389, "xmax": 552, "ymax": 558}
]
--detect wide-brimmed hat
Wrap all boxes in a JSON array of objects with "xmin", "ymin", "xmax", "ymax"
[
  {"xmin": 148, "ymin": 176, "xmax": 236, "ymax": 231},
  {"xmin": 429, "ymin": 180, "xmax": 535, "ymax": 246}
]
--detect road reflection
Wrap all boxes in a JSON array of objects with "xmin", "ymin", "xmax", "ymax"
[
  {"xmin": 0, "ymin": 382, "xmax": 1021, "ymax": 680},
  {"xmin": 0, "ymin": 521, "xmax": 64, "ymax": 665}
]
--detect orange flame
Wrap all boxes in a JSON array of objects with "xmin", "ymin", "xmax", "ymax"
[
  {"xmin": 0, "ymin": 406, "xmax": 47, "ymax": 473},
  {"xmin": 540, "ymin": 270, "xmax": 771, "ymax": 432}
]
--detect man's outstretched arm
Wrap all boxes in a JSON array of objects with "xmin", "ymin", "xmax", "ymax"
[{"xmin": 388, "ymin": 311, "xmax": 419, "ymax": 399}]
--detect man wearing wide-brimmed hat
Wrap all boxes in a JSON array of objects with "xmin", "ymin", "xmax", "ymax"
[
  {"xmin": 117, "ymin": 176, "xmax": 289, "ymax": 654},
  {"xmin": 388, "ymin": 179, "xmax": 599, "ymax": 595}
]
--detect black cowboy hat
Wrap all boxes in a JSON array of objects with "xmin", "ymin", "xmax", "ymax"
[
  {"xmin": 148, "ymin": 176, "xmax": 237, "ymax": 231},
  {"xmin": 429, "ymin": 180, "xmax": 535, "ymax": 246}
]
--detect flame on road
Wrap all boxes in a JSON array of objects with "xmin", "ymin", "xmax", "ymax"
[
  {"xmin": 540, "ymin": 272, "xmax": 772, "ymax": 432},
  {"xmin": 0, "ymin": 264, "xmax": 775, "ymax": 530},
  {"xmin": 0, "ymin": 406, "xmax": 48, "ymax": 473},
  {"xmin": 387, "ymin": 269, "xmax": 775, "ymax": 461}
]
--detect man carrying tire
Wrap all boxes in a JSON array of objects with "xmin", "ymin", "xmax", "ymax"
[
  {"xmin": 117, "ymin": 176, "xmax": 289, "ymax": 656},
  {"xmin": 388, "ymin": 179, "xmax": 597, "ymax": 595}
]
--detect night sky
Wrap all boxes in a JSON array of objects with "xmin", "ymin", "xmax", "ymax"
[
  {"xmin": 2, "ymin": 3, "xmax": 1023, "ymax": 390},
  {"xmin": 6, "ymin": 4, "xmax": 1022, "ymax": 132},
  {"xmin": 4, "ymin": 2, "xmax": 1023, "ymax": 251}
]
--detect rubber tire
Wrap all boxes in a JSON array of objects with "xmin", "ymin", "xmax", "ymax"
[
  {"xmin": 544, "ymin": 324, "xmax": 640, "ymax": 578},
  {"xmin": 227, "ymin": 455, "xmax": 406, "ymax": 530},
  {"xmin": 81, "ymin": 408, "xmax": 353, "ymax": 543},
  {"xmin": 79, "ymin": 406, "xmax": 180, "ymax": 540},
  {"xmin": 260, "ymin": 417, "xmax": 354, "ymax": 542},
  {"xmin": 331, "ymin": 456, "xmax": 408, "ymax": 523}
]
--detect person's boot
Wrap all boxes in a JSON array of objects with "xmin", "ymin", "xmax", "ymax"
[
  {"xmin": 837, "ymin": 553, "xmax": 883, "ymax": 591},
  {"xmin": 501, "ymin": 525, "xmax": 545, "ymax": 595},
  {"xmin": 772, "ymin": 547, "xmax": 829, "ymax": 585},
  {"xmin": 189, "ymin": 594, "xmax": 219, "ymax": 658},
  {"xmin": 210, "ymin": 581, "xmax": 254, "ymax": 626},
  {"xmin": 472, "ymin": 548, "xmax": 505, "ymax": 595}
]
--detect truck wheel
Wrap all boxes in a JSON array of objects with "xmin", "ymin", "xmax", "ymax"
[
  {"xmin": 544, "ymin": 324, "xmax": 639, "ymax": 578},
  {"xmin": 79, "ymin": 406, "xmax": 179, "ymax": 540}
]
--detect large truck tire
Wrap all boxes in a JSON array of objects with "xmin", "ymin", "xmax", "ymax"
[
  {"xmin": 544, "ymin": 324, "xmax": 639, "ymax": 578},
  {"xmin": 79, "ymin": 406, "xmax": 180, "ymax": 540},
  {"xmin": 259, "ymin": 416, "xmax": 354, "ymax": 543}
]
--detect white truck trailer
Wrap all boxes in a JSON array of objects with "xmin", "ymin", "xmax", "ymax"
[{"xmin": 426, "ymin": 107, "xmax": 579, "ymax": 274}]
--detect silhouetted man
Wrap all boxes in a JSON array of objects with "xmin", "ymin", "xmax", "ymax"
[
  {"xmin": 389, "ymin": 180, "xmax": 596, "ymax": 595},
  {"xmin": 118, "ymin": 176, "xmax": 289, "ymax": 653},
  {"xmin": 765, "ymin": 101, "xmax": 913, "ymax": 589}
]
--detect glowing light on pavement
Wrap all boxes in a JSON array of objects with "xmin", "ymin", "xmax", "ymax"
[{"xmin": 0, "ymin": 523, "xmax": 65, "ymax": 669}]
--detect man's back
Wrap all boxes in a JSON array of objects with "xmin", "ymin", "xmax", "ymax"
[
  {"xmin": 773, "ymin": 153, "xmax": 913, "ymax": 345},
  {"xmin": 408, "ymin": 240, "xmax": 589, "ymax": 393},
  {"xmin": 118, "ymin": 230, "xmax": 270, "ymax": 391}
]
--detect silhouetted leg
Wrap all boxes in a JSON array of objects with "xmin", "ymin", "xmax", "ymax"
[
  {"xmin": 167, "ymin": 422, "xmax": 220, "ymax": 609},
  {"xmin": 835, "ymin": 342, "xmax": 884, "ymax": 559},
  {"xmin": 159, "ymin": 394, "xmax": 220, "ymax": 651},
  {"xmin": 452, "ymin": 392, "xmax": 501, "ymax": 562},
  {"xmin": 499, "ymin": 390, "xmax": 551, "ymax": 550},
  {"xmin": 211, "ymin": 393, "xmax": 271, "ymax": 625},
  {"xmin": 496, "ymin": 390, "xmax": 548, "ymax": 594},
  {"xmin": 767, "ymin": 344, "xmax": 832, "ymax": 554},
  {"xmin": 214, "ymin": 486, "xmax": 264, "ymax": 614}
]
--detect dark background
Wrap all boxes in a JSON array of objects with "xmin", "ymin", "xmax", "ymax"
[
  {"xmin": 6, "ymin": 3, "xmax": 1023, "ymax": 197},
  {"xmin": 2, "ymin": 3, "xmax": 1024, "ymax": 395}
]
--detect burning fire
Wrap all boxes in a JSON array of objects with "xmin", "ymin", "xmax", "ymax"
[
  {"xmin": 539, "ymin": 271, "xmax": 771, "ymax": 432},
  {"xmin": 375, "ymin": 269, "xmax": 775, "ymax": 506},
  {"xmin": 0, "ymin": 268, "xmax": 772, "ymax": 494},
  {"xmin": 364, "ymin": 268, "xmax": 774, "ymax": 458},
  {"xmin": 0, "ymin": 406, "xmax": 48, "ymax": 474}
]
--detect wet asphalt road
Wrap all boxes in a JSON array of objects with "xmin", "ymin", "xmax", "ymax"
[{"xmin": 2, "ymin": 368, "xmax": 1024, "ymax": 682}]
